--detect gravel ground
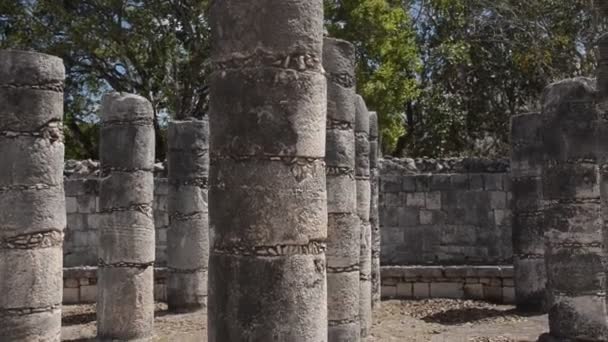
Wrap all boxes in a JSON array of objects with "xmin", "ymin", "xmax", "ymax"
[{"xmin": 61, "ymin": 299, "xmax": 547, "ymax": 341}]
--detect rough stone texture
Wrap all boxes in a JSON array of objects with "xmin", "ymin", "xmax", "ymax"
[
  {"xmin": 208, "ymin": 1, "xmax": 328, "ymax": 341},
  {"xmin": 97, "ymin": 93, "xmax": 155, "ymax": 341},
  {"xmin": 324, "ymin": 37, "xmax": 360, "ymax": 342},
  {"xmin": 381, "ymin": 156, "xmax": 510, "ymax": 174},
  {"xmin": 380, "ymin": 160, "xmax": 512, "ymax": 266},
  {"xmin": 167, "ymin": 117, "xmax": 209, "ymax": 313},
  {"xmin": 369, "ymin": 111, "xmax": 381, "ymax": 309},
  {"xmin": 356, "ymin": 95, "xmax": 372, "ymax": 338},
  {"xmin": 510, "ymin": 112, "xmax": 547, "ymax": 312},
  {"xmin": 541, "ymin": 77, "xmax": 608, "ymax": 341},
  {"xmin": 0, "ymin": 49, "xmax": 65, "ymax": 342}
]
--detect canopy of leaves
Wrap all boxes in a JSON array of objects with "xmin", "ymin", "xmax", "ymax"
[{"xmin": 1, "ymin": 0, "xmax": 605, "ymax": 158}]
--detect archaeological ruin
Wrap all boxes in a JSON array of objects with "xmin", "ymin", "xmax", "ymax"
[{"xmin": 2, "ymin": 2, "xmax": 608, "ymax": 342}]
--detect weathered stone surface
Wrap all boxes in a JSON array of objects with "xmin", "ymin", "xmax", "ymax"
[
  {"xmin": 324, "ymin": 37, "xmax": 360, "ymax": 341},
  {"xmin": 510, "ymin": 112, "xmax": 546, "ymax": 312},
  {"xmin": 208, "ymin": 254, "xmax": 327, "ymax": 342},
  {"xmin": 0, "ymin": 49, "xmax": 65, "ymax": 342},
  {"xmin": 97, "ymin": 267, "xmax": 154, "ymax": 341},
  {"xmin": 370, "ymin": 111, "xmax": 381, "ymax": 309},
  {"xmin": 97, "ymin": 92, "xmax": 155, "ymax": 341},
  {"xmin": 541, "ymin": 77, "xmax": 608, "ymax": 341},
  {"xmin": 167, "ymin": 118, "xmax": 209, "ymax": 313},
  {"xmin": 356, "ymin": 95, "xmax": 372, "ymax": 338},
  {"xmin": 208, "ymin": 1, "xmax": 327, "ymax": 340}
]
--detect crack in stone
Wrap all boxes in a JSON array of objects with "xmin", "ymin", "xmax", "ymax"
[
  {"xmin": 101, "ymin": 118, "xmax": 154, "ymax": 127},
  {"xmin": 326, "ymin": 119, "xmax": 354, "ymax": 130},
  {"xmin": 327, "ymin": 72, "xmax": 356, "ymax": 88},
  {"xmin": 100, "ymin": 167, "xmax": 154, "ymax": 177},
  {"xmin": 544, "ymin": 158, "xmax": 597, "ymax": 166},
  {"xmin": 169, "ymin": 211, "xmax": 206, "ymax": 222},
  {"xmin": 548, "ymin": 241, "xmax": 604, "ymax": 249},
  {"xmin": 326, "ymin": 166, "xmax": 354, "ymax": 177},
  {"xmin": 0, "ymin": 183, "xmax": 61, "ymax": 194},
  {"xmin": 2, "ymin": 230, "xmax": 63, "ymax": 249},
  {"xmin": 360, "ymin": 274, "xmax": 371, "ymax": 281},
  {"xmin": 0, "ymin": 304, "xmax": 61, "ymax": 317},
  {"xmin": 213, "ymin": 50, "xmax": 322, "ymax": 73},
  {"xmin": 213, "ymin": 241, "xmax": 326, "ymax": 257},
  {"xmin": 168, "ymin": 266, "xmax": 208, "ymax": 274},
  {"xmin": 98, "ymin": 259, "xmax": 154, "ymax": 269},
  {"xmin": 0, "ymin": 81, "xmax": 64, "ymax": 92},
  {"xmin": 515, "ymin": 253, "xmax": 544, "ymax": 259},
  {"xmin": 355, "ymin": 175, "xmax": 370, "ymax": 181},
  {"xmin": 543, "ymin": 198, "xmax": 600, "ymax": 205},
  {"xmin": 99, "ymin": 203, "xmax": 153, "ymax": 217},
  {"xmin": 169, "ymin": 177, "xmax": 208, "ymax": 189},
  {"xmin": 328, "ymin": 317, "xmax": 360, "ymax": 327},
  {"xmin": 211, "ymin": 154, "xmax": 322, "ymax": 165},
  {"xmin": 327, "ymin": 264, "xmax": 360, "ymax": 273},
  {"xmin": 0, "ymin": 121, "xmax": 64, "ymax": 143}
]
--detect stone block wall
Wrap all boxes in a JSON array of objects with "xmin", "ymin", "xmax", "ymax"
[
  {"xmin": 64, "ymin": 178, "xmax": 169, "ymax": 267},
  {"xmin": 380, "ymin": 265, "xmax": 515, "ymax": 304},
  {"xmin": 380, "ymin": 158, "xmax": 513, "ymax": 266}
]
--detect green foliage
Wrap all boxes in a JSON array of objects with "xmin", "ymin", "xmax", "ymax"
[
  {"xmin": 1, "ymin": 0, "xmax": 605, "ymax": 158},
  {"xmin": 399, "ymin": 0, "xmax": 603, "ymax": 157},
  {"xmin": 1, "ymin": 0, "xmax": 211, "ymax": 159},
  {"xmin": 325, "ymin": 0, "xmax": 421, "ymax": 152}
]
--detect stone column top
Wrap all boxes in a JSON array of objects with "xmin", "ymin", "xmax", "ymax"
[
  {"xmin": 323, "ymin": 37, "xmax": 356, "ymax": 80},
  {"xmin": 355, "ymin": 95, "xmax": 370, "ymax": 134},
  {"xmin": 0, "ymin": 49, "xmax": 65, "ymax": 86},
  {"xmin": 369, "ymin": 112, "xmax": 378, "ymax": 139},
  {"xmin": 100, "ymin": 92, "xmax": 154, "ymax": 123}
]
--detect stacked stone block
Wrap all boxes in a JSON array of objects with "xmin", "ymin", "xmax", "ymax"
[
  {"xmin": 510, "ymin": 112, "xmax": 546, "ymax": 312},
  {"xmin": 167, "ymin": 115, "xmax": 209, "ymax": 312},
  {"xmin": 380, "ymin": 168, "xmax": 512, "ymax": 266},
  {"xmin": 0, "ymin": 50, "xmax": 66, "ymax": 342},
  {"xmin": 208, "ymin": 1, "xmax": 328, "ymax": 340},
  {"xmin": 355, "ymin": 95, "xmax": 372, "ymax": 338},
  {"xmin": 97, "ymin": 93, "xmax": 155, "ymax": 341},
  {"xmin": 324, "ymin": 37, "xmax": 360, "ymax": 341},
  {"xmin": 369, "ymin": 111, "xmax": 381, "ymax": 308},
  {"xmin": 63, "ymin": 178, "xmax": 169, "ymax": 267},
  {"xmin": 540, "ymin": 77, "xmax": 608, "ymax": 341}
]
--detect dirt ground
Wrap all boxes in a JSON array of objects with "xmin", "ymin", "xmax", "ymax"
[{"xmin": 61, "ymin": 299, "xmax": 547, "ymax": 342}]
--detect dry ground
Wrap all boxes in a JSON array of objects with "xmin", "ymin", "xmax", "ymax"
[{"xmin": 61, "ymin": 299, "xmax": 547, "ymax": 341}]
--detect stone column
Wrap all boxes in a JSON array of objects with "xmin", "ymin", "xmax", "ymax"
[
  {"xmin": 0, "ymin": 50, "xmax": 65, "ymax": 342},
  {"xmin": 355, "ymin": 95, "xmax": 372, "ymax": 338},
  {"xmin": 510, "ymin": 112, "xmax": 546, "ymax": 312},
  {"xmin": 369, "ymin": 111, "xmax": 381, "ymax": 309},
  {"xmin": 540, "ymin": 77, "xmax": 608, "ymax": 341},
  {"xmin": 208, "ymin": 1, "xmax": 328, "ymax": 341},
  {"xmin": 167, "ymin": 113, "xmax": 209, "ymax": 313},
  {"xmin": 324, "ymin": 37, "xmax": 360, "ymax": 341},
  {"xmin": 97, "ymin": 93, "xmax": 155, "ymax": 341}
]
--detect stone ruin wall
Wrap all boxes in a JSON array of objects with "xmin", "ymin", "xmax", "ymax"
[
  {"xmin": 64, "ymin": 157, "xmax": 514, "ymax": 269},
  {"xmin": 380, "ymin": 157, "xmax": 513, "ymax": 266}
]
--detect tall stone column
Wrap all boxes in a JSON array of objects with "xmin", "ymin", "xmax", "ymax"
[
  {"xmin": 97, "ymin": 93, "xmax": 155, "ymax": 341},
  {"xmin": 369, "ymin": 111, "xmax": 381, "ymax": 309},
  {"xmin": 0, "ymin": 50, "xmax": 65, "ymax": 342},
  {"xmin": 324, "ymin": 37, "xmax": 360, "ymax": 342},
  {"xmin": 355, "ymin": 95, "xmax": 372, "ymax": 338},
  {"xmin": 167, "ymin": 113, "xmax": 209, "ymax": 313},
  {"xmin": 208, "ymin": 1, "xmax": 328, "ymax": 341},
  {"xmin": 510, "ymin": 112, "xmax": 546, "ymax": 312},
  {"xmin": 540, "ymin": 77, "xmax": 608, "ymax": 341}
]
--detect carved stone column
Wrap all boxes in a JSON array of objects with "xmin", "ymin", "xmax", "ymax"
[
  {"xmin": 0, "ymin": 49, "xmax": 66, "ymax": 342},
  {"xmin": 208, "ymin": 1, "xmax": 328, "ymax": 340}
]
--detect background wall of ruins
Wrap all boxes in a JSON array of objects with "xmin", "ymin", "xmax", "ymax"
[
  {"xmin": 63, "ymin": 158, "xmax": 513, "ymax": 268},
  {"xmin": 379, "ymin": 157, "xmax": 513, "ymax": 266}
]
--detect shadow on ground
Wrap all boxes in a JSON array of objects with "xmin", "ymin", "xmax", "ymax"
[{"xmin": 422, "ymin": 307, "xmax": 543, "ymax": 325}]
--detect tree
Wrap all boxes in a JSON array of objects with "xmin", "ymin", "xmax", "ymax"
[
  {"xmin": 1, "ymin": 0, "xmax": 211, "ymax": 160},
  {"xmin": 398, "ymin": 0, "xmax": 603, "ymax": 157},
  {"xmin": 325, "ymin": 0, "xmax": 421, "ymax": 152}
]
